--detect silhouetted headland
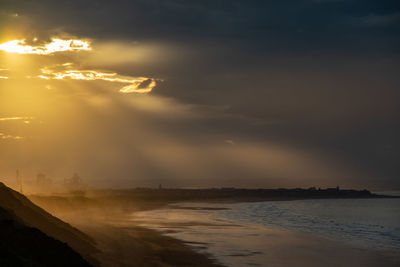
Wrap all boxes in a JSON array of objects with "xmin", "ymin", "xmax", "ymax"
[
  {"xmin": 0, "ymin": 206, "xmax": 91, "ymax": 266},
  {"xmin": 29, "ymin": 186, "xmax": 397, "ymax": 215},
  {"xmin": 80, "ymin": 186, "xmax": 397, "ymax": 204},
  {"xmin": 0, "ymin": 182, "xmax": 97, "ymax": 266}
]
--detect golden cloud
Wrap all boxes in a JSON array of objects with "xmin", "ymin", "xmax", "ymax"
[
  {"xmin": 0, "ymin": 116, "xmax": 35, "ymax": 122},
  {"xmin": 0, "ymin": 68, "xmax": 8, "ymax": 79},
  {"xmin": 38, "ymin": 66, "xmax": 159, "ymax": 94},
  {"xmin": 0, "ymin": 38, "xmax": 91, "ymax": 55},
  {"xmin": 0, "ymin": 117, "xmax": 35, "ymax": 126},
  {"xmin": 0, "ymin": 117, "xmax": 34, "ymax": 140},
  {"xmin": 0, "ymin": 133, "xmax": 23, "ymax": 140}
]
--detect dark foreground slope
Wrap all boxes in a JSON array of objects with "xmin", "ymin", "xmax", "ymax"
[
  {"xmin": 0, "ymin": 182, "xmax": 97, "ymax": 265},
  {"xmin": 0, "ymin": 206, "xmax": 91, "ymax": 267}
]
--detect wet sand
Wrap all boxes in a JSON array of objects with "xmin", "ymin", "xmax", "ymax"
[
  {"xmin": 71, "ymin": 218, "xmax": 398, "ymax": 267},
  {"xmin": 130, "ymin": 206, "xmax": 400, "ymax": 267},
  {"xmin": 28, "ymin": 198, "xmax": 222, "ymax": 267},
  {"xmin": 77, "ymin": 223, "xmax": 222, "ymax": 267},
  {"xmin": 29, "ymin": 197, "xmax": 399, "ymax": 267}
]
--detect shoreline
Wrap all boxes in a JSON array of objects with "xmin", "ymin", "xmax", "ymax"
[
  {"xmin": 31, "ymin": 203, "xmax": 224, "ymax": 267},
  {"xmin": 72, "ymin": 211, "xmax": 399, "ymax": 267},
  {"xmin": 77, "ymin": 222, "xmax": 224, "ymax": 267},
  {"xmin": 129, "ymin": 203, "xmax": 400, "ymax": 267},
  {"xmin": 29, "ymin": 196, "xmax": 400, "ymax": 267}
]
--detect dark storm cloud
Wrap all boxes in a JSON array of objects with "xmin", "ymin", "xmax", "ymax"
[
  {"xmin": 2, "ymin": 0, "xmax": 400, "ymax": 43},
  {"xmin": 1, "ymin": 0, "xmax": 399, "ymax": 188}
]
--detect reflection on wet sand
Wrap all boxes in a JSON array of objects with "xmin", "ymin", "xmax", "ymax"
[
  {"xmin": 131, "ymin": 203, "xmax": 399, "ymax": 267},
  {"xmin": 29, "ymin": 196, "xmax": 399, "ymax": 267}
]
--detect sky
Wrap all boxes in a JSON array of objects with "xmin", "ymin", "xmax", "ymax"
[{"xmin": 0, "ymin": 0, "xmax": 399, "ymax": 189}]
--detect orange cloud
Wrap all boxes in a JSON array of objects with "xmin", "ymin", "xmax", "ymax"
[
  {"xmin": 0, "ymin": 133, "xmax": 23, "ymax": 140},
  {"xmin": 0, "ymin": 116, "xmax": 35, "ymax": 122},
  {"xmin": 38, "ymin": 65, "xmax": 159, "ymax": 93},
  {"xmin": 0, "ymin": 68, "xmax": 8, "ymax": 79},
  {"xmin": 0, "ymin": 38, "xmax": 91, "ymax": 55}
]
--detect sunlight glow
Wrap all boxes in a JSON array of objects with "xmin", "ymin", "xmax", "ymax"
[
  {"xmin": 0, "ymin": 68, "xmax": 8, "ymax": 79},
  {"xmin": 0, "ymin": 133, "xmax": 23, "ymax": 140},
  {"xmin": 39, "ymin": 67, "xmax": 158, "ymax": 93},
  {"xmin": 0, "ymin": 116, "xmax": 35, "ymax": 122},
  {"xmin": 0, "ymin": 38, "xmax": 91, "ymax": 55}
]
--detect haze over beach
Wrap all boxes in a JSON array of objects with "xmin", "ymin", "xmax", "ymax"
[{"xmin": 0, "ymin": 1, "xmax": 399, "ymax": 266}]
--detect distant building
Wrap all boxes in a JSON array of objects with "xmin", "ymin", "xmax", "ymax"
[{"xmin": 64, "ymin": 173, "xmax": 86, "ymax": 192}]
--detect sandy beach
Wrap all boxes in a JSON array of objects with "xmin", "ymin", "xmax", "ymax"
[
  {"xmin": 79, "ymin": 222, "xmax": 397, "ymax": 267},
  {"xmin": 77, "ymin": 223, "xmax": 223, "ymax": 267},
  {"xmin": 30, "ymin": 196, "xmax": 399, "ymax": 267}
]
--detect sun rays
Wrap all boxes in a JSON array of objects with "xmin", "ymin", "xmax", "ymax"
[{"xmin": 0, "ymin": 36, "xmax": 159, "ymax": 94}]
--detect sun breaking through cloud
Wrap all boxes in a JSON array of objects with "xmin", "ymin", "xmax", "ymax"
[{"xmin": 0, "ymin": 38, "xmax": 91, "ymax": 55}]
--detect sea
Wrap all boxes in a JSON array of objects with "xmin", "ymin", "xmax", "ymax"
[{"xmin": 131, "ymin": 196, "xmax": 400, "ymax": 266}]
